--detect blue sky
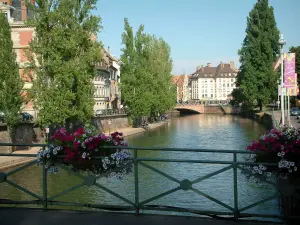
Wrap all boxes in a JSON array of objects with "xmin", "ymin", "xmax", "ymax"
[{"xmin": 95, "ymin": 0, "xmax": 300, "ymax": 75}]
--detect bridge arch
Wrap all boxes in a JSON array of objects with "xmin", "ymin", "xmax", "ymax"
[{"xmin": 174, "ymin": 104, "xmax": 204, "ymax": 114}]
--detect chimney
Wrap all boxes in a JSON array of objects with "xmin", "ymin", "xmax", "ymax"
[
  {"xmin": 21, "ymin": 0, "xmax": 27, "ymax": 21},
  {"xmin": 207, "ymin": 63, "xmax": 211, "ymax": 67},
  {"xmin": 220, "ymin": 61, "xmax": 224, "ymax": 69},
  {"xmin": 107, "ymin": 46, "xmax": 110, "ymax": 54},
  {"xmin": 230, "ymin": 61, "xmax": 235, "ymax": 70}
]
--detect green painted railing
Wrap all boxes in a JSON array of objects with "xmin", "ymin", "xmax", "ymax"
[{"xmin": 0, "ymin": 143, "xmax": 284, "ymax": 221}]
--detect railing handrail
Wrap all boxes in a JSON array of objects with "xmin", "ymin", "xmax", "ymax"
[
  {"xmin": 0, "ymin": 142, "xmax": 254, "ymax": 154},
  {"xmin": 0, "ymin": 142, "xmax": 283, "ymax": 221}
]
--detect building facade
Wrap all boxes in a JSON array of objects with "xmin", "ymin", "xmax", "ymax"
[
  {"xmin": 172, "ymin": 74, "xmax": 190, "ymax": 103},
  {"xmin": 93, "ymin": 47, "xmax": 121, "ymax": 112},
  {"xmin": 190, "ymin": 62, "xmax": 238, "ymax": 101},
  {"xmin": 1, "ymin": 1, "xmax": 36, "ymax": 115}
]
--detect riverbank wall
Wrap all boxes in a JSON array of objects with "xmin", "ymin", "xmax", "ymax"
[{"xmin": 243, "ymin": 110, "xmax": 280, "ymax": 130}]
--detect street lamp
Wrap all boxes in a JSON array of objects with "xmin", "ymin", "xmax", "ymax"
[
  {"xmin": 277, "ymin": 80, "xmax": 280, "ymax": 110},
  {"xmin": 279, "ymin": 34, "xmax": 286, "ymax": 125}
]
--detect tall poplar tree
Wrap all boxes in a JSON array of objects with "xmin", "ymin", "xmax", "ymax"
[
  {"xmin": 120, "ymin": 18, "xmax": 176, "ymax": 121},
  {"xmin": 0, "ymin": 13, "xmax": 23, "ymax": 137},
  {"xmin": 27, "ymin": 0, "xmax": 101, "ymax": 128},
  {"xmin": 234, "ymin": 0, "xmax": 280, "ymax": 110}
]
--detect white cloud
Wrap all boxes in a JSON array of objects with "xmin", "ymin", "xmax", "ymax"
[{"xmin": 172, "ymin": 56, "xmax": 240, "ymax": 75}]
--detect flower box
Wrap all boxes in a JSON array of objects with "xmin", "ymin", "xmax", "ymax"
[
  {"xmin": 245, "ymin": 125, "xmax": 300, "ymax": 219},
  {"xmin": 37, "ymin": 127, "xmax": 132, "ymax": 177}
]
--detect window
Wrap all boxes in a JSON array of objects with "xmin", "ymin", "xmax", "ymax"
[
  {"xmin": 211, "ymin": 94, "xmax": 213, "ymax": 97},
  {"xmin": 227, "ymin": 84, "xmax": 229, "ymax": 87}
]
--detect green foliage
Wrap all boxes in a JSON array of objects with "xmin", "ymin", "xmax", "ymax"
[
  {"xmin": 120, "ymin": 18, "xmax": 176, "ymax": 119},
  {"xmin": 27, "ymin": 0, "xmax": 102, "ymax": 128},
  {"xmin": 289, "ymin": 46, "xmax": 300, "ymax": 85},
  {"xmin": 234, "ymin": 0, "xmax": 280, "ymax": 110},
  {"xmin": 0, "ymin": 13, "xmax": 23, "ymax": 136}
]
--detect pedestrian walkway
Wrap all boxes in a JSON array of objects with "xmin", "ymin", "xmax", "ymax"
[
  {"xmin": 271, "ymin": 111, "xmax": 300, "ymax": 129},
  {"xmin": 0, "ymin": 208, "xmax": 283, "ymax": 225},
  {"xmin": 0, "ymin": 146, "xmax": 40, "ymax": 171}
]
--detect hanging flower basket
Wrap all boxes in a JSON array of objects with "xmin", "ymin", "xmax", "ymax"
[
  {"xmin": 246, "ymin": 126, "xmax": 300, "ymax": 177},
  {"xmin": 244, "ymin": 125, "xmax": 300, "ymax": 218},
  {"xmin": 37, "ymin": 127, "xmax": 132, "ymax": 177}
]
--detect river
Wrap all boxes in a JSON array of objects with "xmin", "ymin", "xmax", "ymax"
[{"xmin": 0, "ymin": 114, "xmax": 280, "ymax": 217}]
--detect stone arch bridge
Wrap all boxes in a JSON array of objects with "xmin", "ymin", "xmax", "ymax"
[{"xmin": 174, "ymin": 103, "xmax": 205, "ymax": 114}]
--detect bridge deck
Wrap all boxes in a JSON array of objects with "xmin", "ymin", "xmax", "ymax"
[{"xmin": 0, "ymin": 208, "xmax": 282, "ymax": 225}]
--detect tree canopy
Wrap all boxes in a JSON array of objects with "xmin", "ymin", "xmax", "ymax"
[
  {"xmin": 0, "ymin": 13, "xmax": 23, "ymax": 136},
  {"xmin": 120, "ymin": 18, "xmax": 176, "ymax": 119},
  {"xmin": 234, "ymin": 0, "xmax": 280, "ymax": 110},
  {"xmin": 27, "ymin": 0, "xmax": 102, "ymax": 128}
]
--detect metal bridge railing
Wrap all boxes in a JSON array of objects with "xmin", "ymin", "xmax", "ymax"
[{"xmin": 0, "ymin": 143, "xmax": 286, "ymax": 221}]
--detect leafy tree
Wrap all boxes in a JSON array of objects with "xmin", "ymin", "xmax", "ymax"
[
  {"xmin": 27, "ymin": 0, "xmax": 102, "ymax": 128},
  {"xmin": 120, "ymin": 18, "xmax": 176, "ymax": 122},
  {"xmin": 289, "ymin": 46, "xmax": 300, "ymax": 85},
  {"xmin": 234, "ymin": 0, "xmax": 280, "ymax": 111},
  {"xmin": 146, "ymin": 36, "xmax": 176, "ymax": 115},
  {"xmin": 0, "ymin": 13, "xmax": 23, "ymax": 137}
]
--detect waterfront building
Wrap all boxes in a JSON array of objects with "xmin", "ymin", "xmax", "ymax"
[
  {"xmin": 1, "ymin": 1, "xmax": 36, "ymax": 116},
  {"xmin": 190, "ymin": 62, "xmax": 238, "ymax": 101},
  {"xmin": 93, "ymin": 47, "xmax": 121, "ymax": 112},
  {"xmin": 172, "ymin": 74, "xmax": 190, "ymax": 103}
]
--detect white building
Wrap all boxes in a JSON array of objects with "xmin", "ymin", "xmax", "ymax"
[
  {"xmin": 93, "ymin": 47, "xmax": 121, "ymax": 111},
  {"xmin": 190, "ymin": 62, "xmax": 238, "ymax": 101}
]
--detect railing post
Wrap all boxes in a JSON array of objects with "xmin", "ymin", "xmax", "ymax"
[
  {"xmin": 42, "ymin": 146, "xmax": 48, "ymax": 210},
  {"xmin": 134, "ymin": 148, "xmax": 139, "ymax": 215},
  {"xmin": 233, "ymin": 152, "xmax": 239, "ymax": 220}
]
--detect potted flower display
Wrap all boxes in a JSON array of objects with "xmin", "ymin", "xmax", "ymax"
[
  {"xmin": 37, "ymin": 126, "xmax": 132, "ymax": 178},
  {"xmin": 245, "ymin": 125, "xmax": 300, "ymax": 219}
]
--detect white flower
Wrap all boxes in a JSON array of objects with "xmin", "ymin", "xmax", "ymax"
[
  {"xmin": 253, "ymin": 166, "xmax": 258, "ymax": 170},
  {"xmin": 53, "ymin": 150, "xmax": 57, "ymax": 155},
  {"xmin": 258, "ymin": 170, "xmax": 263, "ymax": 174},
  {"xmin": 86, "ymin": 129, "xmax": 92, "ymax": 134},
  {"xmin": 82, "ymin": 152, "xmax": 87, "ymax": 159},
  {"xmin": 277, "ymin": 152, "xmax": 282, "ymax": 157},
  {"xmin": 95, "ymin": 148, "xmax": 98, "ymax": 152},
  {"xmin": 288, "ymin": 169, "xmax": 293, "ymax": 173},
  {"xmin": 281, "ymin": 151, "xmax": 285, "ymax": 156},
  {"xmin": 47, "ymin": 154, "xmax": 50, "ymax": 158},
  {"xmin": 267, "ymin": 172, "xmax": 272, "ymax": 177},
  {"xmin": 294, "ymin": 167, "xmax": 298, "ymax": 171},
  {"xmin": 45, "ymin": 165, "xmax": 49, "ymax": 169},
  {"xmin": 83, "ymin": 134, "xmax": 86, "ymax": 137},
  {"xmin": 81, "ymin": 143, "xmax": 86, "ymax": 148},
  {"xmin": 290, "ymin": 162, "xmax": 295, "ymax": 167}
]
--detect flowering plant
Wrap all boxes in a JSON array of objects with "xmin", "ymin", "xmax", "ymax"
[
  {"xmin": 37, "ymin": 126, "xmax": 132, "ymax": 177},
  {"xmin": 244, "ymin": 126, "xmax": 300, "ymax": 180}
]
